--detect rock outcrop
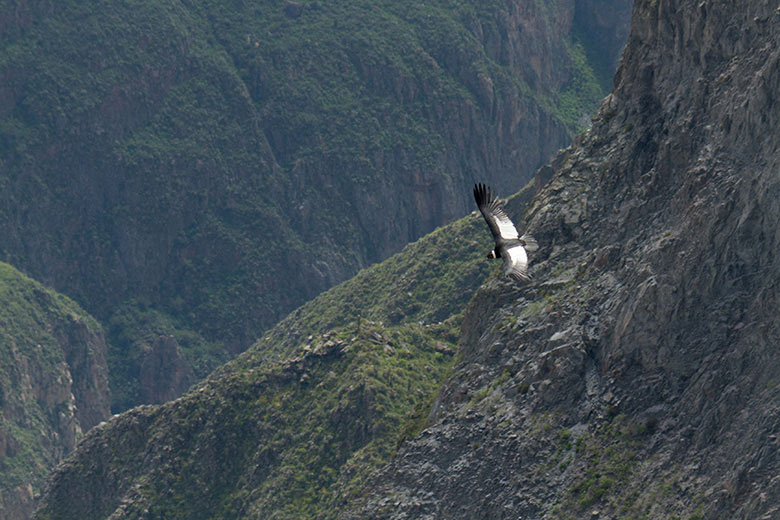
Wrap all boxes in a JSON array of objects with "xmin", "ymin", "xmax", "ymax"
[
  {"xmin": 345, "ymin": 0, "xmax": 780, "ymax": 518},
  {"xmin": 0, "ymin": 263, "xmax": 110, "ymax": 520},
  {"xmin": 136, "ymin": 336, "xmax": 195, "ymax": 406}
]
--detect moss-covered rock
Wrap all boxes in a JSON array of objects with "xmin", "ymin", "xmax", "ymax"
[{"xmin": 0, "ymin": 262, "xmax": 109, "ymax": 520}]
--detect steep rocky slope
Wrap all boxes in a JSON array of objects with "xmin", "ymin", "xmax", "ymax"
[
  {"xmin": 344, "ymin": 0, "xmax": 780, "ymax": 518},
  {"xmin": 31, "ymin": 186, "xmax": 536, "ymax": 519},
  {"xmin": 0, "ymin": 0, "xmax": 630, "ymax": 411},
  {"xmin": 0, "ymin": 262, "xmax": 109, "ymax": 520}
]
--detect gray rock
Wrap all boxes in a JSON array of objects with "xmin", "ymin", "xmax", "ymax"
[{"xmin": 344, "ymin": 0, "xmax": 780, "ymax": 518}]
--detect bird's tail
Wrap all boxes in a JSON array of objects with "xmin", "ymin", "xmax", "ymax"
[{"xmin": 520, "ymin": 234, "xmax": 538, "ymax": 252}]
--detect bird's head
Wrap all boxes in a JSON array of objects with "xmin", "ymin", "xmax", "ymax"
[{"xmin": 487, "ymin": 250, "xmax": 497, "ymax": 259}]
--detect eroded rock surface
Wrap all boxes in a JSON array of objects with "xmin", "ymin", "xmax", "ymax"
[{"xmin": 345, "ymin": 1, "xmax": 780, "ymax": 518}]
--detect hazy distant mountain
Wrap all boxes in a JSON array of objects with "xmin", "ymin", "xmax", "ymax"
[{"xmin": 0, "ymin": 0, "xmax": 630, "ymax": 413}]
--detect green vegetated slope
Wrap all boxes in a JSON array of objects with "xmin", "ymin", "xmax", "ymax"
[
  {"xmin": 38, "ymin": 324, "xmax": 452, "ymax": 520},
  {"xmin": 0, "ymin": 262, "xmax": 109, "ymax": 519},
  {"xmin": 34, "ymin": 185, "xmax": 535, "ymax": 519},
  {"xmin": 236, "ymin": 187, "xmax": 531, "ymax": 366},
  {"xmin": 0, "ymin": 0, "xmax": 627, "ymax": 411}
]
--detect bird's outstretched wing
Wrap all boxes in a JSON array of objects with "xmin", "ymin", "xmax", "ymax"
[
  {"xmin": 519, "ymin": 233, "xmax": 538, "ymax": 252},
  {"xmin": 502, "ymin": 242, "xmax": 530, "ymax": 281},
  {"xmin": 473, "ymin": 183, "xmax": 519, "ymax": 242}
]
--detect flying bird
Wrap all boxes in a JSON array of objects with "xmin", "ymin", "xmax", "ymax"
[{"xmin": 473, "ymin": 183, "xmax": 537, "ymax": 281}]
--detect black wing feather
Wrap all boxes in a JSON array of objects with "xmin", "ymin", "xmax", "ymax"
[
  {"xmin": 473, "ymin": 183, "xmax": 518, "ymax": 243},
  {"xmin": 473, "ymin": 183, "xmax": 501, "ymax": 241}
]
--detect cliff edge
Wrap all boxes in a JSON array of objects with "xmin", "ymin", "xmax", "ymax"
[{"xmin": 346, "ymin": 0, "xmax": 780, "ymax": 517}]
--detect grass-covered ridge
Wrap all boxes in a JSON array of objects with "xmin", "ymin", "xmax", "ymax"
[
  {"xmin": 238, "ymin": 214, "xmax": 488, "ymax": 363},
  {"xmin": 37, "ymin": 321, "xmax": 455, "ymax": 520},
  {"xmin": 35, "ymin": 183, "xmax": 537, "ymax": 519},
  {"xmin": 0, "ymin": 0, "xmax": 622, "ymax": 411},
  {"xmin": 230, "ymin": 180, "xmax": 536, "ymax": 367}
]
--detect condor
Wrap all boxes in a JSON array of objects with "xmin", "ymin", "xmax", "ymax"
[{"xmin": 473, "ymin": 183, "xmax": 537, "ymax": 281}]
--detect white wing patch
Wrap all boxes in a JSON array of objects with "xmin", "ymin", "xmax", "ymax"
[
  {"xmin": 489, "ymin": 201, "xmax": 519, "ymax": 240},
  {"xmin": 495, "ymin": 214, "xmax": 519, "ymax": 240},
  {"xmin": 503, "ymin": 243, "xmax": 529, "ymax": 280}
]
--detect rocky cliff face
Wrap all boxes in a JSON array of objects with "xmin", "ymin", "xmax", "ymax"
[
  {"xmin": 345, "ymin": 0, "xmax": 780, "ymax": 518},
  {"xmin": 0, "ymin": 0, "xmax": 630, "ymax": 411},
  {"xmin": 0, "ymin": 263, "xmax": 110, "ymax": 520}
]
